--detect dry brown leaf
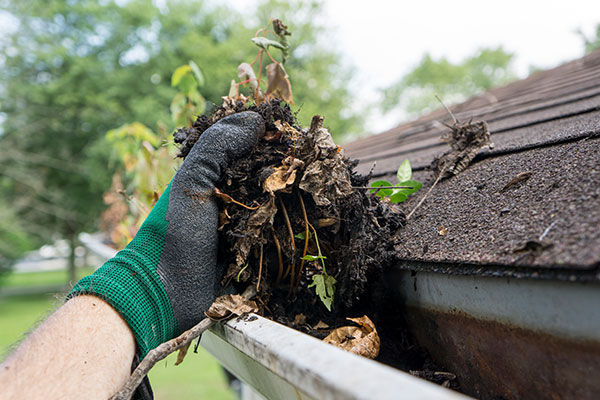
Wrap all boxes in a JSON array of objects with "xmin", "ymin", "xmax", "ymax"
[
  {"xmin": 432, "ymin": 120, "xmax": 493, "ymax": 179},
  {"xmin": 237, "ymin": 62, "xmax": 258, "ymax": 93},
  {"xmin": 265, "ymin": 63, "xmax": 293, "ymax": 103},
  {"xmin": 263, "ymin": 156, "xmax": 304, "ymax": 194},
  {"xmin": 222, "ymin": 197, "xmax": 277, "ymax": 284},
  {"xmin": 323, "ymin": 315, "xmax": 380, "ymax": 359},
  {"xmin": 313, "ymin": 321, "xmax": 330, "ymax": 330},
  {"xmin": 293, "ymin": 313, "xmax": 307, "ymax": 325},
  {"xmin": 205, "ymin": 294, "xmax": 259, "ymax": 320}
]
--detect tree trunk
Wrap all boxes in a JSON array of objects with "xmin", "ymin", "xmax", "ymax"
[{"xmin": 68, "ymin": 232, "xmax": 77, "ymax": 285}]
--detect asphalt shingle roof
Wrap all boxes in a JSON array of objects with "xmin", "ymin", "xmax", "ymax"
[{"xmin": 344, "ymin": 50, "xmax": 600, "ymax": 279}]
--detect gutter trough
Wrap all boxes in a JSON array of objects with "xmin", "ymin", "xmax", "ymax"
[
  {"xmin": 388, "ymin": 267, "xmax": 600, "ymax": 399},
  {"xmin": 81, "ymin": 234, "xmax": 600, "ymax": 398}
]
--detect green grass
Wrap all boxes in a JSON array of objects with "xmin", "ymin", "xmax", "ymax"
[
  {"xmin": 0, "ymin": 284, "xmax": 235, "ymax": 399},
  {"xmin": 1, "ymin": 267, "xmax": 95, "ymax": 288}
]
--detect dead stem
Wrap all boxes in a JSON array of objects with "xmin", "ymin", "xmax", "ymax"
[
  {"xmin": 272, "ymin": 228, "xmax": 284, "ymax": 285},
  {"xmin": 109, "ymin": 318, "xmax": 215, "ymax": 400},
  {"xmin": 295, "ymin": 190, "xmax": 310, "ymax": 292},
  {"xmin": 110, "ymin": 287, "xmax": 257, "ymax": 400},
  {"xmin": 256, "ymin": 238, "xmax": 264, "ymax": 291},
  {"xmin": 277, "ymin": 196, "xmax": 295, "ymax": 281},
  {"xmin": 214, "ymin": 188, "xmax": 260, "ymax": 210},
  {"xmin": 407, "ymin": 171, "xmax": 444, "ymax": 220}
]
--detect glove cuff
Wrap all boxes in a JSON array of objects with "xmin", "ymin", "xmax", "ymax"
[{"xmin": 68, "ymin": 184, "xmax": 178, "ymax": 358}]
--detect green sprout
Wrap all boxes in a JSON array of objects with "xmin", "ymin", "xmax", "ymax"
[
  {"xmin": 304, "ymin": 225, "xmax": 336, "ymax": 311},
  {"xmin": 370, "ymin": 159, "xmax": 423, "ymax": 203}
]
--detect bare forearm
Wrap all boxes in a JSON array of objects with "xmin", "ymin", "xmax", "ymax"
[{"xmin": 0, "ymin": 295, "xmax": 136, "ymax": 400}]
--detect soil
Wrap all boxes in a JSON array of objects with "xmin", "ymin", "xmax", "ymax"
[{"xmin": 174, "ymin": 99, "xmax": 457, "ymax": 388}]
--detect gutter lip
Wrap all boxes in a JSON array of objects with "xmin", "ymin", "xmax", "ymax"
[{"xmin": 202, "ymin": 314, "xmax": 471, "ymax": 400}]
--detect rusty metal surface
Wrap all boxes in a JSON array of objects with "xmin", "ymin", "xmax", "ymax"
[
  {"xmin": 404, "ymin": 308, "xmax": 600, "ymax": 400},
  {"xmin": 391, "ymin": 270, "xmax": 600, "ymax": 399}
]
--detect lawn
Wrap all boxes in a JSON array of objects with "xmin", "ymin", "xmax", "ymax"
[
  {"xmin": 1, "ymin": 267, "xmax": 95, "ymax": 288},
  {"xmin": 0, "ymin": 270, "xmax": 235, "ymax": 400}
]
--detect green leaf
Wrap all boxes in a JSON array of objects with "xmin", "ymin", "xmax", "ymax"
[
  {"xmin": 251, "ymin": 37, "xmax": 286, "ymax": 51},
  {"xmin": 172, "ymin": 65, "xmax": 197, "ymax": 95},
  {"xmin": 369, "ymin": 180, "xmax": 393, "ymax": 198},
  {"xmin": 389, "ymin": 191, "xmax": 407, "ymax": 203},
  {"xmin": 294, "ymin": 232, "xmax": 312, "ymax": 240},
  {"xmin": 397, "ymin": 179, "xmax": 423, "ymax": 196},
  {"xmin": 308, "ymin": 273, "xmax": 336, "ymax": 311},
  {"xmin": 171, "ymin": 65, "xmax": 192, "ymax": 87},
  {"xmin": 396, "ymin": 159, "xmax": 412, "ymax": 183},
  {"xmin": 302, "ymin": 254, "xmax": 327, "ymax": 261},
  {"xmin": 188, "ymin": 61, "xmax": 204, "ymax": 87}
]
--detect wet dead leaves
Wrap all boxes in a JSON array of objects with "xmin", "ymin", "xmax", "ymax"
[
  {"xmin": 323, "ymin": 315, "xmax": 380, "ymax": 359},
  {"xmin": 432, "ymin": 119, "xmax": 493, "ymax": 179},
  {"xmin": 206, "ymin": 294, "xmax": 259, "ymax": 320}
]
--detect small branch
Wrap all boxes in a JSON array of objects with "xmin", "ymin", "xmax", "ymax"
[
  {"xmin": 435, "ymin": 94, "xmax": 458, "ymax": 124},
  {"xmin": 109, "ymin": 318, "xmax": 215, "ymax": 400},
  {"xmin": 407, "ymin": 172, "xmax": 443, "ymax": 220},
  {"xmin": 265, "ymin": 50, "xmax": 279, "ymax": 64},
  {"xmin": 110, "ymin": 287, "xmax": 257, "ymax": 400},
  {"xmin": 353, "ymin": 186, "xmax": 414, "ymax": 190}
]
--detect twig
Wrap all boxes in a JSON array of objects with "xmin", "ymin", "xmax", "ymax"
[
  {"xmin": 277, "ymin": 196, "xmax": 295, "ymax": 281},
  {"xmin": 353, "ymin": 186, "xmax": 414, "ymax": 190},
  {"xmin": 272, "ymin": 228, "xmax": 284, "ymax": 285},
  {"xmin": 407, "ymin": 171, "xmax": 444, "ymax": 220},
  {"xmin": 435, "ymin": 94, "xmax": 458, "ymax": 124},
  {"xmin": 110, "ymin": 287, "xmax": 257, "ymax": 400},
  {"xmin": 109, "ymin": 318, "xmax": 215, "ymax": 400},
  {"xmin": 294, "ymin": 190, "xmax": 310, "ymax": 293},
  {"xmin": 539, "ymin": 220, "xmax": 559, "ymax": 241},
  {"xmin": 256, "ymin": 239, "xmax": 264, "ymax": 291}
]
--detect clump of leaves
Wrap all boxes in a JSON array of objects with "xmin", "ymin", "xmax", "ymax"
[
  {"xmin": 370, "ymin": 159, "xmax": 422, "ymax": 203},
  {"xmin": 229, "ymin": 19, "xmax": 293, "ymax": 104}
]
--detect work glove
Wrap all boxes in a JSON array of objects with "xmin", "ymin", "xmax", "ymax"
[{"xmin": 69, "ymin": 111, "xmax": 265, "ymax": 358}]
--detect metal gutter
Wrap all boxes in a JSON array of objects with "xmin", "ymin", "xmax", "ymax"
[
  {"xmin": 201, "ymin": 314, "xmax": 470, "ymax": 400},
  {"xmin": 79, "ymin": 235, "xmax": 469, "ymax": 399},
  {"xmin": 389, "ymin": 268, "xmax": 600, "ymax": 399}
]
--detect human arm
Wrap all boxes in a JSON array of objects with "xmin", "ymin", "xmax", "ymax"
[
  {"xmin": 0, "ymin": 111, "xmax": 265, "ymax": 399},
  {"xmin": 0, "ymin": 295, "xmax": 136, "ymax": 399}
]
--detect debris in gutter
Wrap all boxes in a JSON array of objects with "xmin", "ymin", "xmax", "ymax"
[{"xmin": 323, "ymin": 315, "xmax": 380, "ymax": 359}]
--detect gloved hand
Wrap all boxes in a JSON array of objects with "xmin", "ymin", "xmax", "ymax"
[{"xmin": 69, "ymin": 111, "xmax": 265, "ymax": 358}]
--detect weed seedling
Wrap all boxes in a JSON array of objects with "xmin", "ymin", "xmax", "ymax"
[{"xmin": 369, "ymin": 159, "xmax": 422, "ymax": 203}]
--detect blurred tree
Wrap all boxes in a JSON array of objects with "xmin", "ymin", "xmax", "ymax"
[
  {"xmin": 0, "ymin": 0, "xmax": 361, "ymax": 281},
  {"xmin": 381, "ymin": 46, "xmax": 516, "ymax": 118},
  {"xmin": 577, "ymin": 23, "xmax": 600, "ymax": 54}
]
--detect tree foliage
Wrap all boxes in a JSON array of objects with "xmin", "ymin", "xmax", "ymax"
[
  {"xmin": 0, "ymin": 0, "xmax": 362, "ymax": 266},
  {"xmin": 381, "ymin": 47, "xmax": 516, "ymax": 118},
  {"xmin": 578, "ymin": 23, "xmax": 600, "ymax": 54}
]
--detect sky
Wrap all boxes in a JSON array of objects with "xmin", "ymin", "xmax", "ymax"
[
  {"xmin": 2, "ymin": 0, "xmax": 598, "ymax": 134},
  {"xmin": 225, "ymin": 0, "xmax": 600, "ymax": 134}
]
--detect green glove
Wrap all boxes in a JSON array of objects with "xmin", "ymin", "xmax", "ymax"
[{"xmin": 69, "ymin": 112, "xmax": 265, "ymax": 357}]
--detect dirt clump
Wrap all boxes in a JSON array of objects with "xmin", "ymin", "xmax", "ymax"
[{"xmin": 174, "ymin": 99, "xmax": 404, "ymax": 325}]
